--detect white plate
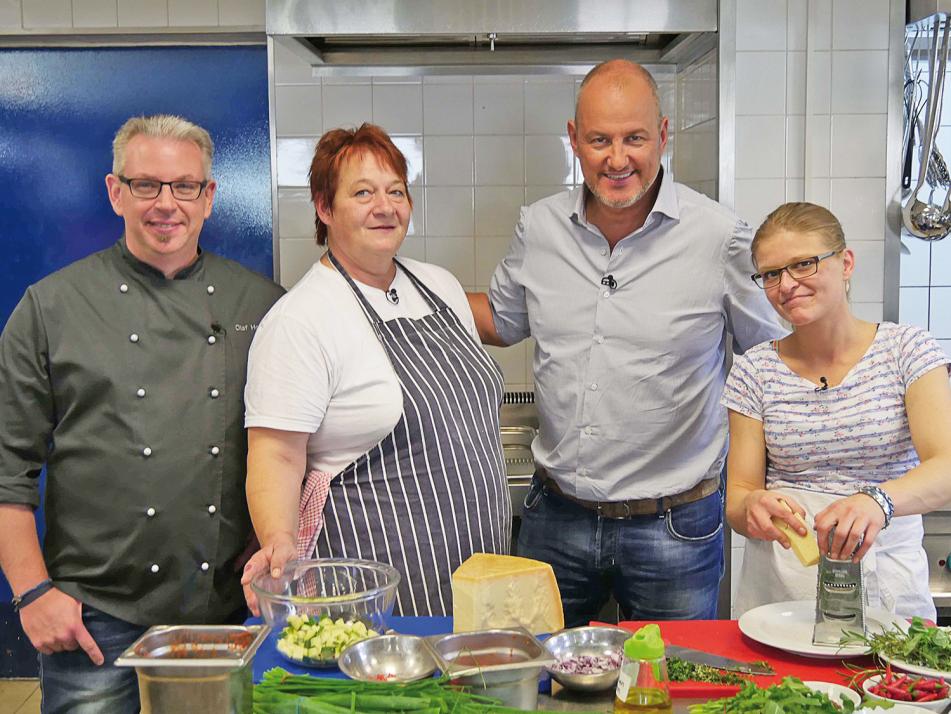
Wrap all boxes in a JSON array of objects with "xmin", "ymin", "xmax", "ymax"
[
  {"xmin": 737, "ymin": 600, "xmax": 907, "ymax": 659},
  {"xmin": 880, "ymin": 653, "xmax": 951, "ymax": 681}
]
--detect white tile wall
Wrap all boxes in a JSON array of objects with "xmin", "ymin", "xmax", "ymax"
[
  {"xmin": 275, "ymin": 85, "xmax": 322, "ymax": 136},
  {"xmin": 474, "ymin": 136, "xmax": 524, "ymax": 185},
  {"xmin": 829, "ymin": 178, "xmax": 886, "ymax": 240},
  {"xmin": 3, "ymin": 0, "xmax": 266, "ymax": 30},
  {"xmin": 848, "ymin": 240, "xmax": 885, "ymax": 302},
  {"xmin": 169, "ymin": 0, "xmax": 217, "ymax": 27},
  {"xmin": 830, "ymin": 114, "xmax": 887, "ymax": 177},
  {"xmin": 72, "ymin": 0, "xmax": 117, "ymax": 27},
  {"xmin": 423, "ymin": 79, "xmax": 474, "ymax": 135},
  {"xmin": 899, "ymin": 287, "xmax": 930, "ymax": 329},
  {"xmin": 831, "ymin": 51, "xmax": 889, "ymax": 114},
  {"xmin": 900, "ymin": 239, "xmax": 931, "ymax": 287},
  {"xmin": 832, "ymin": 0, "xmax": 890, "ymax": 50},
  {"xmin": 424, "ymin": 136, "xmax": 474, "ymax": 186},
  {"xmin": 735, "ymin": 179, "xmax": 786, "ymax": 230},
  {"xmin": 217, "ymin": 0, "xmax": 263, "ymax": 26},
  {"xmin": 735, "ymin": 0, "xmax": 787, "ymax": 51},
  {"xmin": 22, "ymin": 0, "xmax": 70, "ymax": 28},
  {"xmin": 117, "ymin": 0, "xmax": 167, "ymax": 27},
  {"xmin": 0, "ymin": 0, "xmax": 20, "ymax": 27},
  {"xmin": 928, "ymin": 288, "xmax": 951, "ymax": 338},
  {"xmin": 373, "ymin": 80, "xmax": 423, "ymax": 135},
  {"xmin": 736, "ymin": 116, "xmax": 786, "ymax": 179},
  {"xmin": 735, "ymin": 52, "xmax": 787, "ymax": 115},
  {"xmin": 474, "ymin": 80, "xmax": 524, "ymax": 135},
  {"xmin": 322, "ymin": 81, "xmax": 373, "ymax": 131},
  {"xmin": 932, "ymin": 239, "xmax": 951, "ymax": 286}
]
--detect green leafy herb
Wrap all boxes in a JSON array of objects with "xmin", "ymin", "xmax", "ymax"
[
  {"xmin": 254, "ymin": 667, "xmax": 590, "ymax": 714},
  {"xmin": 667, "ymin": 657, "xmax": 763, "ymax": 685},
  {"xmin": 688, "ymin": 676, "xmax": 856, "ymax": 713},
  {"xmin": 840, "ymin": 617, "xmax": 951, "ymax": 672}
]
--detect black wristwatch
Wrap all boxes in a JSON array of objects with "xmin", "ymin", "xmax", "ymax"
[{"xmin": 12, "ymin": 578, "xmax": 54, "ymax": 612}]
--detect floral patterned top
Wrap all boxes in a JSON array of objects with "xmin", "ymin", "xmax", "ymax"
[{"xmin": 722, "ymin": 322, "xmax": 949, "ymax": 496}]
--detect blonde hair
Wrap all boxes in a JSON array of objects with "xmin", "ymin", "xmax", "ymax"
[
  {"xmin": 752, "ymin": 202, "xmax": 846, "ymax": 267},
  {"xmin": 112, "ymin": 114, "xmax": 213, "ymax": 177}
]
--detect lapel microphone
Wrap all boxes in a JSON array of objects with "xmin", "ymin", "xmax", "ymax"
[
  {"xmin": 386, "ymin": 288, "xmax": 399, "ymax": 305},
  {"xmin": 600, "ymin": 274, "xmax": 617, "ymax": 290},
  {"xmin": 815, "ymin": 376, "xmax": 829, "ymax": 392}
]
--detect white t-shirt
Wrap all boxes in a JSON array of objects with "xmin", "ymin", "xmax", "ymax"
[{"xmin": 244, "ymin": 257, "xmax": 481, "ymax": 476}]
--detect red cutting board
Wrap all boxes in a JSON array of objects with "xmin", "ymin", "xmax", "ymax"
[{"xmin": 602, "ymin": 619, "xmax": 873, "ymax": 699}]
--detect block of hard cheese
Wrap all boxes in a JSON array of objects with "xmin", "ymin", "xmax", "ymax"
[
  {"xmin": 772, "ymin": 509, "xmax": 820, "ymax": 567},
  {"xmin": 452, "ymin": 553, "xmax": 564, "ymax": 634}
]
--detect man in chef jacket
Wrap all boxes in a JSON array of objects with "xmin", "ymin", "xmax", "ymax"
[
  {"xmin": 468, "ymin": 60, "xmax": 784, "ymax": 626},
  {"xmin": 0, "ymin": 114, "xmax": 284, "ymax": 711}
]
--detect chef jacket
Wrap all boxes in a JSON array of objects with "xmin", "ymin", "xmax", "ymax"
[{"xmin": 0, "ymin": 239, "xmax": 284, "ymax": 625}]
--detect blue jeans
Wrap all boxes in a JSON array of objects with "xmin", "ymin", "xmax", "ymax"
[
  {"xmin": 517, "ymin": 476, "xmax": 724, "ymax": 627},
  {"xmin": 39, "ymin": 605, "xmax": 147, "ymax": 714}
]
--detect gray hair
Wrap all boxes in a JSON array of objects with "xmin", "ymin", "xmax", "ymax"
[
  {"xmin": 575, "ymin": 60, "xmax": 663, "ymax": 127},
  {"xmin": 112, "ymin": 114, "xmax": 214, "ymax": 177}
]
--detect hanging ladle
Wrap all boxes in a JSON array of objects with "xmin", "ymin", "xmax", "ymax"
[{"xmin": 903, "ymin": 17, "xmax": 951, "ymax": 239}]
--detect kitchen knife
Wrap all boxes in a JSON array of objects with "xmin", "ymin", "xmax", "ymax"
[{"xmin": 665, "ymin": 644, "xmax": 773, "ymax": 675}]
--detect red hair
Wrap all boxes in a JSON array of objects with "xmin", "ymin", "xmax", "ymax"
[{"xmin": 308, "ymin": 123, "xmax": 412, "ymax": 245}]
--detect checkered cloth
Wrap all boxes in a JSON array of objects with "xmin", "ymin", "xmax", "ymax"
[{"xmin": 297, "ymin": 469, "xmax": 333, "ymax": 559}]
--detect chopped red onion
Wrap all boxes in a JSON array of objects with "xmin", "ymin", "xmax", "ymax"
[{"xmin": 551, "ymin": 650, "xmax": 622, "ymax": 675}]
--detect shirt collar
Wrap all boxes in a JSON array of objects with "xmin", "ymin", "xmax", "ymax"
[
  {"xmin": 114, "ymin": 237, "xmax": 205, "ymax": 280},
  {"xmin": 569, "ymin": 167, "xmax": 681, "ymax": 229}
]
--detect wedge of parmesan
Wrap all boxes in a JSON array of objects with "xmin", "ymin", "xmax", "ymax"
[
  {"xmin": 772, "ymin": 500, "xmax": 820, "ymax": 567},
  {"xmin": 451, "ymin": 553, "xmax": 564, "ymax": 635}
]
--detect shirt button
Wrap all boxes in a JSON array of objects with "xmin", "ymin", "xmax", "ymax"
[
  {"xmin": 129, "ymin": 333, "xmax": 139, "ymax": 343},
  {"xmin": 207, "ymin": 335, "xmax": 217, "ymax": 345},
  {"xmin": 136, "ymin": 387, "xmax": 146, "ymax": 398},
  {"xmin": 150, "ymin": 564, "xmax": 160, "ymax": 574},
  {"xmin": 201, "ymin": 562, "xmax": 210, "ymax": 572},
  {"xmin": 210, "ymin": 446, "xmax": 220, "ymax": 456},
  {"xmin": 602, "ymin": 291, "xmax": 610, "ymax": 298},
  {"xmin": 119, "ymin": 283, "xmax": 129, "ymax": 293},
  {"xmin": 209, "ymin": 388, "xmax": 220, "ymax": 399},
  {"xmin": 142, "ymin": 446, "xmax": 152, "ymax": 457},
  {"xmin": 590, "ymin": 383, "xmax": 598, "ymax": 391},
  {"xmin": 594, "ymin": 335, "xmax": 604, "ymax": 344},
  {"xmin": 600, "ymin": 249, "xmax": 607, "ymax": 256},
  {"xmin": 146, "ymin": 507, "xmax": 156, "ymax": 517},
  {"xmin": 584, "ymin": 426, "xmax": 593, "ymax": 435},
  {"xmin": 207, "ymin": 285, "xmax": 215, "ymax": 295},
  {"xmin": 207, "ymin": 505, "xmax": 217, "ymax": 514}
]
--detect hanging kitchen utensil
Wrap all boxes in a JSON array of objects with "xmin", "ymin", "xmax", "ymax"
[
  {"xmin": 813, "ymin": 554, "xmax": 867, "ymax": 647},
  {"xmin": 903, "ymin": 17, "xmax": 951, "ymax": 239}
]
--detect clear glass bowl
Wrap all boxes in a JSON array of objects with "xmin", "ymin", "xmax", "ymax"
[{"xmin": 251, "ymin": 558, "xmax": 400, "ymax": 667}]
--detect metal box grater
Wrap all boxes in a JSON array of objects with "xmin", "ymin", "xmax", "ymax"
[{"xmin": 813, "ymin": 554, "xmax": 866, "ymax": 646}]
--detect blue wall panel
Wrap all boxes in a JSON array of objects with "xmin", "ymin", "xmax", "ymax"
[{"xmin": 0, "ymin": 45, "xmax": 271, "ymax": 677}]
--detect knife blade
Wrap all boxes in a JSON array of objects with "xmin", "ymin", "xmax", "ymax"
[{"xmin": 665, "ymin": 644, "xmax": 773, "ymax": 675}]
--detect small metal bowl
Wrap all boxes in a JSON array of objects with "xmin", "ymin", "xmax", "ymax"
[
  {"xmin": 544, "ymin": 625, "xmax": 630, "ymax": 692},
  {"xmin": 338, "ymin": 634, "xmax": 436, "ymax": 683}
]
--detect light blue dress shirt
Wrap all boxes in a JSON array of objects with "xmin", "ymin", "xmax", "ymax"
[{"xmin": 489, "ymin": 172, "xmax": 785, "ymax": 501}]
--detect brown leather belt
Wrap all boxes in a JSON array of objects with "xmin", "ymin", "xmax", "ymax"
[{"xmin": 535, "ymin": 467, "xmax": 720, "ymax": 519}]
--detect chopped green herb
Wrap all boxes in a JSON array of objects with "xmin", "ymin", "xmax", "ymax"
[
  {"xmin": 840, "ymin": 617, "xmax": 951, "ymax": 672},
  {"xmin": 688, "ymin": 676, "xmax": 857, "ymax": 713}
]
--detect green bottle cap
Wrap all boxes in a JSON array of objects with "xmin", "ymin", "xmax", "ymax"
[{"xmin": 623, "ymin": 624, "xmax": 665, "ymax": 661}]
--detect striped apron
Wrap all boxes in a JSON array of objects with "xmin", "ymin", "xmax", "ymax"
[{"xmin": 315, "ymin": 252, "xmax": 512, "ymax": 616}]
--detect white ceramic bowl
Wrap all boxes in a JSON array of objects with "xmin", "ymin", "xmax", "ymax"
[
  {"xmin": 803, "ymin": 681, "xmax": 861, "ymax": 708},
  {"xmin": 861, "ymin": 673, "xmax": 951, "ymax": 711}
]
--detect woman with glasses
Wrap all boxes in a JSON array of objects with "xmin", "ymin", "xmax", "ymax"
[{"xmin": 722, "ymin": 202, "xmax": 951, "ymax": 618}]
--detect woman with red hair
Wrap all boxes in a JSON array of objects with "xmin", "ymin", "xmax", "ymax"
[{"xmin": 240, "ymin": 124, "xmax": 511, "ymax": 616}]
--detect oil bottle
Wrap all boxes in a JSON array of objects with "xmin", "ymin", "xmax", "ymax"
[{"xmin": 614, "ymin": 624, "xmax": 672, "ymax": 714}]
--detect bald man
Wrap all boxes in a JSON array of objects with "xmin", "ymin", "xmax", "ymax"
[{"xmin": 468, "ymin": 60, "xmax": 783, "ymax": 625}]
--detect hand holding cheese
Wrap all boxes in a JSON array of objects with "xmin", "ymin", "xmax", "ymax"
[
  {"xmin": 451, "ymin": 553, "xmax": 564, "ymax": 635},
  {"xmin": 771, "ymin": 499, "xmax": 820, "ymax": 567}
]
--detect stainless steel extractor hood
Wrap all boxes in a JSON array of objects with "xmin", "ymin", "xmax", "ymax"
[{"xmin": 267, "ymin": 0, "xmax": 718, "ymax": 68}]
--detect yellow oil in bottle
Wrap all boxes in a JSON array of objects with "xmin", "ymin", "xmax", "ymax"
[{"xmin": 614, "ymin": 687, "xmax": 672, "ymax": 714}]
